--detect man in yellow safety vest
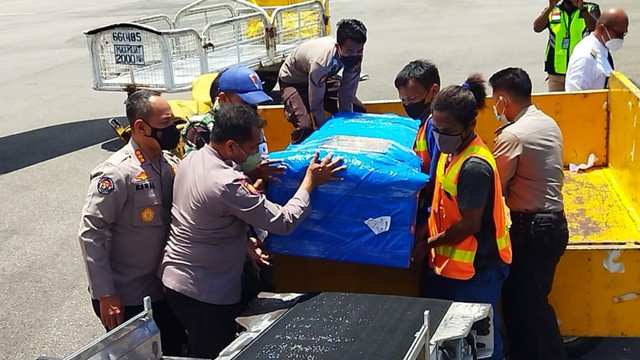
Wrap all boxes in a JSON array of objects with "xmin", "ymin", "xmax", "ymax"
[{"xmin": 533, "ymin": 0, "xmax": 599, "ymax": 91}]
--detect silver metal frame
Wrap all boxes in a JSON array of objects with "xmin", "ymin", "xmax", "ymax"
[
  {"xmin": 403, "ymin": 310, "xmax": 431, "ymax": 360},
  {"xmin": 62, "ymin": 297, "xmax": 161, "ymax": 360},
  {"xmin": 85, "ymin": 23, "xmax": 205, "ymax": 92},
  {"xmin": 83, "ymin": 0, "xmax": 327, "ymax": 92},
  {"xmin": 201, "ymin": 12, "xmax": 272, "ymax": 71},
  {"xmin": 131, "ymin": 14, "xmax": 174, "ymax": 30},
  {"xmin": 173, "ymin": 2, "xmax": 237, "ymax": 31}
]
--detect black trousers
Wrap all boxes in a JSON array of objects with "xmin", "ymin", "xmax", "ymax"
[
  {"xmin": 164, "ymin": 287, "xmax": 239, "ymax": 359},
  {"xmin": 501, "ymin": 211, "xmax": 569, "ymax": 360},
  {"xmin": 91, "ymin": 298, "xmax": 186, "ymax": 356}
]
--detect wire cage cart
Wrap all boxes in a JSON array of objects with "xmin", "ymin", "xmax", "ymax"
[{"xmin": 84, "ymin": 0, "xmax": 329, "ymax": 93}]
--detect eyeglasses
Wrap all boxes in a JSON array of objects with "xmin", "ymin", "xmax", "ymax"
[{"xmin": 606, "ymin": 25, "xmax": 628, "ymax": 39}]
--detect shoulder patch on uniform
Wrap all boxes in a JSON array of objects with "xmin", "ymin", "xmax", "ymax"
[
  {"xmin": 104, "ymin": 148, "xmax": 131, "ymax": 167},
  {"xmin": 97, "ymin": 177, "xmax": 115, "ymax": 195}
]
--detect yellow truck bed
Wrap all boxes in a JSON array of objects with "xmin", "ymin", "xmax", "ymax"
[{"xmin": 564, "ymin": 168, "xmax": 640, "ymax": 245}]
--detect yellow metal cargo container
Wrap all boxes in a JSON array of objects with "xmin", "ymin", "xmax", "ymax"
[
  {"xmin": 161, "ymin": 70, "xmax": 640, "ymax": 354},
  {"xmin": 249, "ymin": 72, "xmax": 640, "ymax": 342}
]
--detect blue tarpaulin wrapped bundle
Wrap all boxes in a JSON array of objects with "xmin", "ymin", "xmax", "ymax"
[{"xmin": 266, "ymin": 112, "xmax": 429, "ymax": 268}]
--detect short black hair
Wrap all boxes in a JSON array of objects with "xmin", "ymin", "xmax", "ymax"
[
  {"xmin": 125, "ymin": 89, "xmax": 162, "ymax": 123},
  {"xmin": 394, "ymin": 60, "xmax": 440, "ymax": 90},
  {"xmin": 209, "ymin": 104, "xmax": 265, "ymax": 144},
  {"xmin": 209, "ymin": 68, "xmax": 228, "ymax": 102},
  {"xmin": 432, "ymin": 74, "xmax": 486, "ymax": 127},
  {"xmin": 488, "ymin": 67, "xmax": 532, "ymax": 100},
  {"xmin": 336, "ymin": 19, "xmax": 367, "ymax": 46}
]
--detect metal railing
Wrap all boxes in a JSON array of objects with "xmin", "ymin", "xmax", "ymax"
[
  {"xmin": 174, "ymin": 3, "xmax": 236, "ymax": 32},
  {"xmin": 202, "ymin": 13, "xmax": 272, "ymax": 72},
  {"xmin": 84, "ymin": 0, "xmax": 327, "ymax": 92},
  {"xmin": 131, "ymin": 14, "xmax": 174, "ymax": 30}
]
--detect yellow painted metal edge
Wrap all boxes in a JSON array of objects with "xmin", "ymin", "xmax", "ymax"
[
  {"xmin": 612, "ymin": 71, "xmax": 640, "ymax": 98},
  {"xmin": 602, "ymin": 168, "xmax": 640, "ymax": 232}
]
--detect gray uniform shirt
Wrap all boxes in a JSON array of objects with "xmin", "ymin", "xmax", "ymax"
[
  {"xmin": 278, "ymin": 36, "xmax": 361, "ymax": 126},
  {"xmin": 493, "ymin": 105, "xmax": 564, "ymax": 213},
  {"xmin": 78, "ymin": 140, "xmax": 179, "ymax": 306},
  {"xmin": 160, "ymin": 145, "xmax": 311, "ymax": 305}
]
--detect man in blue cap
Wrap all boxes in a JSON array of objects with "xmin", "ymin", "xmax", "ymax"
[
  {"xmin": 182, "ymin": 66, "xmax": 272, "ymax": 155},
  {"xmin": 182, "ymin": 66, "xmax": 284, "ymax": 181}
]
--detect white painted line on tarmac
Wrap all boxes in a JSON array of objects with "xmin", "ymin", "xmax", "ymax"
[{"xmin": 0, "ymin": 12, "xmax": 36, "ymax": 16}]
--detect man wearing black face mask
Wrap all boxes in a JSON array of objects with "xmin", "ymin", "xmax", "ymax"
[
  {"xmin": 78, "ymin": 90, "xmax": 186, "ymax": 355},
  {"xmin": 278, "ymin": 18, "xmax": 367, "ymax": 144},
  {"xmin": 394, "ymin": 60, "xmax": 441, "ymax": 280}
]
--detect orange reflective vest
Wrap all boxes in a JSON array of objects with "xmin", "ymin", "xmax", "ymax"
[
  {"xmin": 414, "ymin": 119, "xmax": 430, "ymax": 174},
  {"xmin": 428, "ymin": 136, "xmax": 512, "ymax": 280}
]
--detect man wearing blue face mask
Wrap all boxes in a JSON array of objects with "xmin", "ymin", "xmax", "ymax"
[
  {"xmin": 278, "ymin": 18, "xmax": 367, "ymax": 144},
  {"xmin": 565, "ymin": 7, "xmax": 629, "ymax": 91}
]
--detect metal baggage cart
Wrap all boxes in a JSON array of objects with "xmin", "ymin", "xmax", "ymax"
[{"xmin": 83, "ymin": 0, "xmax": 328, "ymax": 93}]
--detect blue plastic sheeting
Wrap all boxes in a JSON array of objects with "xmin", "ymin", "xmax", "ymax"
[{"xmin": 266, "ymin": 113, "xmax": 429, "ymax": 268}]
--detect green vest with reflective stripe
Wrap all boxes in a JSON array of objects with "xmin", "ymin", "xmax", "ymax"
[{"xmin": 545, "ymin": 5, "xmax": 593, "ymax": 74}]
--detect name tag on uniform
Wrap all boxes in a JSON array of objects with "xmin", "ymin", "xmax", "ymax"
[{"xmin": 562, "ymin": 38, "xmax": 570, "ymax": 50}]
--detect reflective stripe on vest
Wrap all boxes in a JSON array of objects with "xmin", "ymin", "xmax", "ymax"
[
  {"xmin": 414, "ymin": 119, "xmax": 430, "ymax": 174},
  {"xmin": 428, "ymin": 136, "xmax": 512, "ymax": 280},
  {"xmin": 545, "ymin": 6, "xmax": 592, "ymax": 74}
]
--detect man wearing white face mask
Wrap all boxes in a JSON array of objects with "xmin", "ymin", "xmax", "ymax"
[
  {"xmin": 565, "ymin": 7, "xmax": 629, "ymax": 91},
  {"xmin": 490, "ymin": 68, "xmax": 567, "ymax": 360}
]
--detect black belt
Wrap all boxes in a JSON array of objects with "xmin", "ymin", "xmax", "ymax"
[{"xmin": 510, "ymin": 210, "xmax": 564, "ymax": 225}]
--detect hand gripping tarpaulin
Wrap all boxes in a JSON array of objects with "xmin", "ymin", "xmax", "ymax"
[{"xmin": 266, "ymin": 113, "xmax": 429, "ymax": 268}]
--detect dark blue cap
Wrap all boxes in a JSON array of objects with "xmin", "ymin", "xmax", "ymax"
[{"xmin": 218, "ymin": 66, "xmax": 273, "ymax": 105}]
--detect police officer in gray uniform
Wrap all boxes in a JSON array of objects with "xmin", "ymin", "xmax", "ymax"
[
  {"xmin": 78, "ymin": 90, "xmax": 186, "ymax": 355},
  {"xmin": 160, "ymin": 104, "xmax": 345, "ymax": 359}
]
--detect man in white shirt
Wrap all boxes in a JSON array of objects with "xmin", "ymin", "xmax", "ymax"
[{"xmin": 565, "ymin": 7, "xmax": 628, "ymax": 91}]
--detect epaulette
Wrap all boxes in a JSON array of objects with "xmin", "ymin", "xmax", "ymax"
[
  {"xmin": 104, "ymin": 147, "xmax": 132, "ymax": 166},
  {"xmin": 494, "ymin": 122, "xmax": 514, "ymax": 136}
]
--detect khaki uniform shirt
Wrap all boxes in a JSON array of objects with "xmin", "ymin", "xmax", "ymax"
[
  {"xmin": 493, "ymin": 105, "xmax": 564, "ymax": 213},
  {"xmin": 160, "ymin": 145, "xmax": 311, "ymax": 305},
  {"xmin": 78, "ymin": 140, "xmax": 179, "ymax": 306},
  {"xmin": 278, "ymin": 36, "xmax": 361, "ymax": 126}
]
